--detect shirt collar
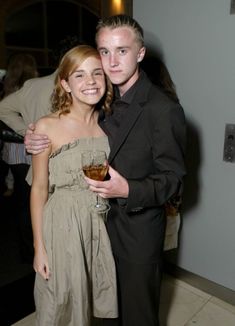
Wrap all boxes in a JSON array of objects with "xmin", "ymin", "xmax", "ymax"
[{"xmin": 114, "ymin": 70, "xmax": 145, "ymax": 105}]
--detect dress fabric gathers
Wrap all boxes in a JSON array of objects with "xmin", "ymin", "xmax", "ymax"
[{"xmin": 34, "ymin": 136, "xmax": 118, "ymax": 326}]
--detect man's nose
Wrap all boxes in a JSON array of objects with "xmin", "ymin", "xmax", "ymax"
[{"xmin": 109, "ymin": 54, "xmax": 119, "ymax": 67}]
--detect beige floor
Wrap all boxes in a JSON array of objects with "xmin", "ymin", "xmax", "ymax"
[{"xmin": 12, "ymin": 274, "xmax": 235, "ymax": 326}]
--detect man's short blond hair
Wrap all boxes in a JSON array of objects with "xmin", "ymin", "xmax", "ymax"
[{"xmin": 96, "ymin": 14, "xmax": 144, "ymax": 47}]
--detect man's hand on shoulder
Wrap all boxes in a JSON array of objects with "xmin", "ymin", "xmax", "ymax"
[{"xmin": 24, "ymin": 123, "xmax": 51, "ymax": 154}]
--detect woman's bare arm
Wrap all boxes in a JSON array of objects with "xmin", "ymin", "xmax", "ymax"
[{"xmin": 30, "ymin": 119, "xmax": 52, "ymax": 279}]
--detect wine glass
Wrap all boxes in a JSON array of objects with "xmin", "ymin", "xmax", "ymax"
[{"xmin": 81, "ymin": 150, "xmax": 110, "ymax": 214}]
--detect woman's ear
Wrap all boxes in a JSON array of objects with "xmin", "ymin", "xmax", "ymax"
[{"xmin": 61, "ymin": 79, "xmax": 71, "ymax": 93}]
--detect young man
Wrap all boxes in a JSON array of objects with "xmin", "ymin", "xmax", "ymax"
[
  {"xmin": 87, "ymin": 15, "xmax": 186, "ymax": 326},
  {"xmin": 25, "ymin": 15, "xmax": 186, "ymax": 326}
]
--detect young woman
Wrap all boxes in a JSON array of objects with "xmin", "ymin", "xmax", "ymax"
[{"xmin": 30, "ymin": 45, "xmax": 118, "ymax": 325}]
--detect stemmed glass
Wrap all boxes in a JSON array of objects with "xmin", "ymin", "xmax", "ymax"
[{"xmin": 81, "ymin": 150, "xmax": 110, "ymax": 214}]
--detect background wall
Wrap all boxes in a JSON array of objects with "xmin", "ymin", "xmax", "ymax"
[{"xmin": 134, "ymin": 0, "xmax": 235, "ymax": 291}]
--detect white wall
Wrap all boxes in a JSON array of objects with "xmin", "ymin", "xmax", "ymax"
[{"xmin": 134, "ymin": 0, "xmax": 235, "ymax": 291}]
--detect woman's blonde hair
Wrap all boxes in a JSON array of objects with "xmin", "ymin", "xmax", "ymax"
[{"xmin": 51, "ymin": 45, "xmax": 113, "ymax": 115}]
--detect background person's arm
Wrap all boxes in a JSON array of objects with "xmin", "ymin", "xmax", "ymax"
[{"xmin": 0, "ymin": 89, "xmax": 27, "ymax": 135}]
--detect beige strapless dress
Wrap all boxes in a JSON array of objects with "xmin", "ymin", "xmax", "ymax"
[{"xmin": 34, "ymin": 136, "xmax": 118, "ymax": 326}]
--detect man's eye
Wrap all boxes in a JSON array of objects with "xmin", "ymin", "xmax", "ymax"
[
  {"xmin": 119, "ymin": 49, "xmax": 127, "ymax": 55},
  {"xmin": 100, "ymin": 50, "xmax": 108, "ymax": 56}
]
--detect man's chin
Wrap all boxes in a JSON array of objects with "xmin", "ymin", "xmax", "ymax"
[
  {"xmin": 109, "ymin": 77, "xmax": 126, "ymax": 87},
  {"xmin": 107, "ymin": 73, "xmax": 125, "ymax": 85}
]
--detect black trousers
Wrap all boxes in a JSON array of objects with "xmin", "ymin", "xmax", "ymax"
[
  {"xmin": 0, "ymin": 159, "xmax": 8, "ymax": 197},
  {"xmin": 103, "ymin": 255, "xmax": 163, "ymax": 326},
  {"xmin": 10, "ymin": 163, "xmax": 33, "ymax": 263}
]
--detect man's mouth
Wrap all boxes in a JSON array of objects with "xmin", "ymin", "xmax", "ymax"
[{"xmin": 109, "ymin": 69, "xmax": 121, "ymax": 74}]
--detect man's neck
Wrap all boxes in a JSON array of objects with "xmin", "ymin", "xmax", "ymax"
[{"xmin": 117, "ymin": 68, "xmax": 140, "ymax": 97}]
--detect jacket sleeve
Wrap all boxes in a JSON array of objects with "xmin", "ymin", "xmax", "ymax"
[
  {"xmin": 0, "ymin": 89, "xmax": 27, "ymax": 136},
  {"xmin": 125, "ymin": 103, "xmax": 186, "ymax": 213}
]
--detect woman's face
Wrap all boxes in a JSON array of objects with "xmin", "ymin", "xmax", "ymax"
[{"xmin": 62, "ymin": 56, "xmax": 106, "ymax": 107}]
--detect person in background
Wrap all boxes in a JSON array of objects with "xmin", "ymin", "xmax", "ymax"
[
  {"xmin": 140, "ymin": 54, "xmax": 179, "ymax": 103},
  {"xmin": 0, "ymin": 69, "xmax": 7, "ymax": 200},
  {"xmin": 141, "ymin": 55, "xmax": 183, "ymax": 251},
  {"xmin": 0, "ymin": 69, "xmax": 6, "ymax": 98},
  {"xmin": 25, "ymin": 15, "xmax": 186, "ymax": 326},
  {"xmin": 31, "ymin": 45, "xmax": 117, "ymax": 326},
  {"xmin": 0, "ymin": 53, "xmax": 38, "ymax": 262},
  {"xmin": 0, "ymin": 36, "xmax": 81, "ymax": 188},
  {"xmin": 0, "ymin": 36, "xmax": 80, "ymax": 137}
]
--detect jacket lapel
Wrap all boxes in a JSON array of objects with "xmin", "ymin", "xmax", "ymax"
[
  {"xmin": 108, "ymin": 101, "xmax": 144, "ymax": 164},
  {"xmin": 99, "ymin": 71, "xmax": 152, "ymax": 164}
]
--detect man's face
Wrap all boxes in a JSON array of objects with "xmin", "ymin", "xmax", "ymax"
[{"xmin": 96, "ymin": 26, "xmax": 145, "ymax": 96}]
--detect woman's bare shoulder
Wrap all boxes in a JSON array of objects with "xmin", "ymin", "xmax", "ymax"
[{"xmin": 35, "ymin": 112, "xmax": 59, "ymax": 134}]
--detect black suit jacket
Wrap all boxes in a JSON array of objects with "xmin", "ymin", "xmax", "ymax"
[{"xmin": 100, "ymin": 72, "xmax": 186, "ymax": 264}]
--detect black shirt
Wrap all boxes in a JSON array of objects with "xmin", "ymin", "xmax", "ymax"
[{"xmin": 101, "ymin": 71, "xmax": 144, "ymax": 148}]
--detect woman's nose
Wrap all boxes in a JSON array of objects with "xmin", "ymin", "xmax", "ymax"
[{"xmin": 86, "ymin": 75, "xmax": 96, "ymax": 84}]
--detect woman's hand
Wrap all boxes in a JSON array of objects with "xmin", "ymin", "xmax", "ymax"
[{"xmin": 33, "ymin": 246, "xmax": 50, "ymax": 280}]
